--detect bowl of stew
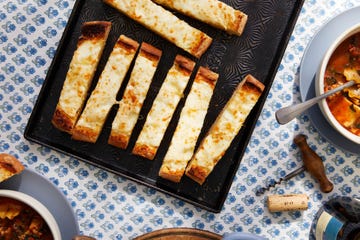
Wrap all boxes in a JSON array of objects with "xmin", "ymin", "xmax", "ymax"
[
  {"xmin": 316, "ymin": 22, "xmax": 360, "ymax": 144},
  {"xmin": 0, "ymin": 189, "xmax": 61, "ymax": 240}
]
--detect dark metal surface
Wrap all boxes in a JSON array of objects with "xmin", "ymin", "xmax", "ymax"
[{"xmin": 24, "ymin": 0, "xmax": 304, "ymax": 212}]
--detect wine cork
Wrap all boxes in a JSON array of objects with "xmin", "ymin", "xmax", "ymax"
[{"xmin": 267, "ymin": 194, "xmax": 309, "ymax": 212}]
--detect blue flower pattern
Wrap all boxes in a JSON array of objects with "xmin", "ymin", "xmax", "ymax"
[{"xmin": 1, "ymin": 0, "xmax": 360, "ymax": 239}]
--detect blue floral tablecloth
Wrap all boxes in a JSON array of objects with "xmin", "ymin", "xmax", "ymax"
[{"xmin": 1, "ymin": 0, "xmax": 360, "ymax": 239}]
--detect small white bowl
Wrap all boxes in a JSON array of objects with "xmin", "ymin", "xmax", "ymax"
[
  {"xmin": 0, "ymin": 189, "xmax": 61, "ymax": 240},
  {"xmin": 315, "ymin": 22, "xmax": 360, "ymax": 144}
]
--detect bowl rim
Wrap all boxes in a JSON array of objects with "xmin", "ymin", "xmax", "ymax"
[
  {"xmin": 316, "ymin": 22, "xmax": 360, "ymax": 145},
  {"xmin": 0, "ymin": 189, "xmax": 61, "ymax": 240}
]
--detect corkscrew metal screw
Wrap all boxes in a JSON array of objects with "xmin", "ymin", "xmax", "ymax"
[
  {"xmin": 256, "ymin": 134, "xmax": 334, "ymax": 196},
  {"xmin": 255, "ymin": 166, "xmax": 305, "ymax": 196}
]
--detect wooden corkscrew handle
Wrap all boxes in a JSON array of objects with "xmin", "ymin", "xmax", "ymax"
[{"xmin": 294, "ymin": 134, "xmax": 334, "ymax": 193}]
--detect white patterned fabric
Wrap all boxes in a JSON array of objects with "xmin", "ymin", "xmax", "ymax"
[{"xmin": 1, "ymin": 0, "xmax": 360, "ymax": 239}]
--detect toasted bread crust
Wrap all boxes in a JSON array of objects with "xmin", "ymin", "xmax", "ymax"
[
  {"xmin": 196, "ymin": 66, "xmax": 219, "ymax": 88},
  {"xmin": 192, "ymin": 35, "xmax": 213, "ymax": 59},
  {"xmin": 132, "ymin": 144, "xmax": 157, "ymax": 160},
  {"xmin": 243, "ymin": 74, "xmax": 265, "ymax": 94},
  {"xmin": 72, "ymin": 34, "xmax": 139, "ymax": 143},
  {"xmin": 109, "ymin": 42, "xmax": 161, "ymax": 150},
  {"xmin": 52, "ymin": 107, "xmax": 74, "ymax": 134},
  {"xmin": 233, "ymin": 13, "xmax": 248, "ymax": 36},
  {"xmin": 140, "ymin": 42, "xmax": 162, "ymax": 61},
  {"xmin": 158, "ymin": 66, "xmax": 218, "ymax": 183},
  {"xmin": 152, "ymin": 0, "xmax": 248, "ymax": 36},
  {"xmin": 0, "ymin": 154, "xmax": 25, "ymax": 182},
  {"xmin": 52, "ymin": 21, "xmax": 111, "ymax": 134},
  {"xmin": 79, "ymin": 21, "xmax": 112, "ymax": 42},
  {"xmin": 117, "ymin": 34, "xmax": 140, "ymax": 52},
  {"xmin": 72, "ymin": 125, "xmax": 98, "ymax": 143},
  {"xmin": 132, "ymin": 54, "xmax": 194, "ymax": 160},
  {"xmin": 108, "ymin": 133, "xmax": 130, "ymax": 149},
  {"xmin": 174, "ymin": 55, "xmax": 196, "ymax": 75},
  {"xmin": 185, "ymin": 74, "xmax": 264, "ymax": 185},
  {"xmin": 185, "ymin": 164, "xmax": 208, "ymax": 185},
  {"xmin": 103, "ymin": 0, "xmax": 212, "ymax": 58},
  {"xmin": 158, "ymin": 165, "xmax": 183, "ymax": 183}
]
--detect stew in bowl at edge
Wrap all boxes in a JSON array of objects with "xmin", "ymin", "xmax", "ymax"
[{"xmin": 324, "ymin": 32, "xmax": 360, "ymax": 137}]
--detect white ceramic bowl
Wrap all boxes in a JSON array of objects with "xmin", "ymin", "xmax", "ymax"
[
  {"xmin": 0, "ymin": 189, "xmax": 61, "ymax": 240},
  {"xmin": 315, "ymin": 22, "xmax": 360, "ymax": 144}
]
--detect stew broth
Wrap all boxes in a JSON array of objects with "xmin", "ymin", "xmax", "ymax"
[
  {"xmin": 0, "ymin": 197, "xmax": 53, "ymax": 240},
  {"xmin": 324, "ymin": 32, "xmax": 360, "ymax": 137}
]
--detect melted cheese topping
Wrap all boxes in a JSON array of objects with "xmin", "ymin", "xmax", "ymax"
[
  {"xmin": 110, "ymin": 46, "xmax": 161, "ymax": 147},
  {"xmin": 159, "ymin": 68, "xmax": 218, "ymax": 181},
  {"xmin": 73, "ymin": 35, "xmax": 139, "ymax": 142},
  {"xmin": 57, "ymin": 40, "xmax": 106, "ymax": 120},
  {"xmin": 104, "ymin": 0, "xmax": 212, "ymax": 57},
  {"xmin": 153, "ymin": 0, "xmax": 247, "ymax": 35},
  {"xmin": 185, "ymin": 76, "xmax": 263, "ymax": 184},
  {"xmin": 133, "ymin": 57, "xmax": 193, "ymax": 159}
]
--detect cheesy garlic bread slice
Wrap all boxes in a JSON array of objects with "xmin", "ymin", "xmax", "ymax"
[
  {"xmin": 185, "ymin": 75, "xmax": 265, "ymax": 185},
  {"xmin": 103, "ymin": 0, "xmax": 212, "ymax": 58},
  {"xmin": 52, "ymin": 21, "xmax": 111, "ymax": 133},
  {"xmin": 153, "ymin": 0, "xmax": 248, "ymax": 36},
  {"xmin": 109, "ymin": 42, "xmax": 162, "ymax": 149},
  {"xmin": 132, "ymin": 55, "xmax": 195, "ymax": 160},
  {"xmin": 0, "ymin": 153, "xmax": 24, "ymax": 183},
  {"xmin": 72, "ymin": 35, "xmax": 140, "ymax": 143},
  {"xmin": 159, "ymin": 67, "xmax": 218, "ymax": 182}
]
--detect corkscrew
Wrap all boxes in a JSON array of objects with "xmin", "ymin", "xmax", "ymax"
[
  {"xmin": 256, "ymin": 134, "xmax": 334, "ymax": 196},
  {"xmin": 256, "ymin": 166, "xmax": 306, "ymax": 196}
]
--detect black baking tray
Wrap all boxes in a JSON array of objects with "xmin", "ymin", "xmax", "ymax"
[{"xmin": 25, "ymin": 0, "xmax": 304, "ymax": 212}]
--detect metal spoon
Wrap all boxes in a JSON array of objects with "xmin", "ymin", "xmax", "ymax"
[{"xmin": 275, "ymin": 80, "xmax": 355, "ymax": 125}]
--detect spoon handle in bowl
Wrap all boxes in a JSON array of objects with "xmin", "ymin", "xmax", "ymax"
[{"xmin": 276, "ymin": 80, "xmax": 355, "ymax": 125}]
